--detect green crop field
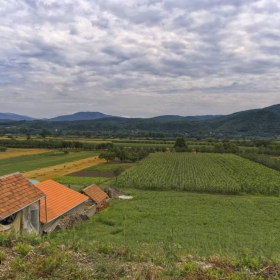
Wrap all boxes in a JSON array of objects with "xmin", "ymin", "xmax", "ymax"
[
  {"xmin": 65, "ymin": 189, "xmax": 280, "ymax": 257},
  {"xmin": 114, "ymin": 153, "xmax": 280, "ymax": 195},
  {"xmin": 0, "ymin": 151, "xmax": 99, "ymax": 176}
]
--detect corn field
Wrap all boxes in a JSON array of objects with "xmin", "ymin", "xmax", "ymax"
[{"xmin": 117, "ymin": 153, "xmax": 280, "ymax": 195}]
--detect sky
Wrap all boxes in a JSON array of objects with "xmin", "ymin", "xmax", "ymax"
[{"xmin": 0, "ymin": 0, "xmax": 280, "ymax": 118}]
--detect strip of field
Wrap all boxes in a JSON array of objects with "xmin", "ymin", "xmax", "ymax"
[
  {"xmin": 0, "ymin": 151, "xmax": 99, "ymax": 176},
  {"xmin": 0, "ymin": 148, "xmax": 49, "ymax": 159},
  {"xmin": 115, "ymin": 152, "xmax": 280, "ymax": 195},
  {"xmin": 24, "ymin": 157, "xmax": 105, "ymax": 181},
  {"xmin": 72, "ymin": 189, "xmax": 280, "ymax": 257}
]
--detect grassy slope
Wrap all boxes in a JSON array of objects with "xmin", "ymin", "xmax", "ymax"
[
  {"xmin": 69, "ymin": 189, "xmax": 280, "ymax": 257},
  {"xmin": 0, "ymin": 151, "xmax": 99, "ymax": 176}
]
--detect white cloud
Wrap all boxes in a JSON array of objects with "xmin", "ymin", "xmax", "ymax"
[{"xmin": 0, "ymin": 0, "xmax": 279, "ymax": 117}]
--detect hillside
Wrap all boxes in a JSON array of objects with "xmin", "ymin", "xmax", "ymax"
[
  {"xmin": 0, "ymin": 113, "xmax": 35, "ymax": 121},
  {"xmin": 0, "ymin": 104, "xmax": 280, "ymax": 138},
  {"xmin": 48, "ymin": 112, "xmax": 113, "ymax": 121}
]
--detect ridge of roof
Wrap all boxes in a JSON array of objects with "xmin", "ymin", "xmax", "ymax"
[{"xmin": 0, "ymin": 172, "xmax": 20, "ymax": 179}]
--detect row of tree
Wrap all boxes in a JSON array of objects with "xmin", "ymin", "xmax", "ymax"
[{"xmin": 99, "ymin": 147, "xmax": 163, "ymax": 163}]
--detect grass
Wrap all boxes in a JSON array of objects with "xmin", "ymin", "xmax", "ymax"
[
  {"xmin": 67, "ymin": 189, "xmax": 280, "ymax": 258},
  {"xmin": 54, "ymin": 175, "xmax": 109, "ymax": 185},
  {"xmin": 0, "ymin": 151, "xmax": 99, "ymax": 176},
  {"xmin": 2, "ymin": 230, "xmax": 280, "ymax": 279},
  {"xmin": 83, "ymin": 161, "xmax": 136, "ymax": 172}
]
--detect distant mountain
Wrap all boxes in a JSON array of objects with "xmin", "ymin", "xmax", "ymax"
[
  {"xmin": 263, "ymin": 104, "xmax": 280, "ymax": 116},
  {"xmin": 48, "ymin": 112, "xmax": 113, "ymax": 121},
  {"xmin": 0, "ymin": 113, "xmax": 35, "ymax": 121},
  {"xmin": 151, "ymin": 115, "xmax": 222, "ymax": 122}
]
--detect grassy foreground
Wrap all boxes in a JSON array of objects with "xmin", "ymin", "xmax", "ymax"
[
  {"xmin": 63, "ymin": 190, "xmax": 280, "ymax": 258},
  {"xmin": 2, "ymin": 190, "xmax": 280, "ymax": 279}
]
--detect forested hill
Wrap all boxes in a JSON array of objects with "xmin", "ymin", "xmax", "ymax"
[{"xmin": 1, "ymin": 106, "xmax": 280, "ymax": 138}]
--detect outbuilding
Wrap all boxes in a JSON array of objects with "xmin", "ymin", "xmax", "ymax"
[
  {"xmin": 0, "ymin": 172, "xmax": 46, "ymax": 235},
  {"xmin": 36, "ymin": 180, "xmax": 88, "ymax": 234},
  {"xmin": 82, "ymin": 184, "xmax": 109, "ymax": 215}
]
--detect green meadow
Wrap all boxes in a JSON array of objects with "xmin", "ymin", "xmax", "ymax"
[{"xmin": 63, "ymin": 189, "xmax": 280, "ymax": 258}]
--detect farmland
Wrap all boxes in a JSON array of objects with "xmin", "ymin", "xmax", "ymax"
[
  {"xmin": 0, "ymin": 151, "xmax": 99, "ymax": 176},
  {"xmin": 115, "ymin": 153, "xmax": 280, "ymax": 195},
  {"xmin": 53, "ymin": 161, "xmax": 135, "ymax": 190},
  {"xmin": 0, "ymin": 148, "xmax": 49, "ymax": 159}
]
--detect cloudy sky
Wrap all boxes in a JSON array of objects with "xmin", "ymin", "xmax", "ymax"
[{"xmin": 0, "ymin": 0, "xmax": 280, "ymax": 118}]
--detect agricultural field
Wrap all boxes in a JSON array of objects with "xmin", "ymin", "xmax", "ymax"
[
  {"xmin": 0, "ymin": 151, "xmax": 99, "ymax": 176},
  {"xmin": 114, "ymin": 153, "xmax": 280, "ymax": 195},
  {"xmin": 24, "ymin": 156, "xmax": 104, "ymax": 181},
  {"xmin": 0, "ymin": 148, "xmax": 49, "ymax": 159},
  {"xmin": 53, "ymin": 160, "xmax": 136, "ymax": 190},
  {"xmin": 66, "ymin": 189, "xmax": 280, "ymax": 257}
]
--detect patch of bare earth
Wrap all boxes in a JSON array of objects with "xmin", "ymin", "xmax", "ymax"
[{"xmin": 23, "ymin": 157, "xmax": 106, "ymax": 181}]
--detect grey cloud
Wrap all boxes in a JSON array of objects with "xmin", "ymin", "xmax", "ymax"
[{"xmin": 0, "ymin": 0, "xmax": 279, "ymax": 117}]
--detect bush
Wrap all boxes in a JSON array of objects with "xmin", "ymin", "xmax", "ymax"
[{"xmin": 0, "ymin": 146, "xmax": 7, "ymax": 152}]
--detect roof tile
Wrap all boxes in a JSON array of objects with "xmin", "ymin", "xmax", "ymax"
[
  {"xmin": 82, "ymin": 185, "xmax": 108, "ymax": 204},
  {"xmin": 36, "ymin": 180, "xmax": 88, "ymax": 224},
  {"xmin": 0, "ymin": 172, "xmax": 46, "ymax": 220}
]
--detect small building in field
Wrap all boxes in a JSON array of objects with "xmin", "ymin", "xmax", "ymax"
[
  {"xmin": 35, "ymin": 180, "xmax": 88, "ymax": 234},
  {"xmin": 82, "ymin": 184, "xmax": 109, "ymax": 215},
  {"xmin": 0, "ymin": 172, "xmax": 46, "ymax": 235}
]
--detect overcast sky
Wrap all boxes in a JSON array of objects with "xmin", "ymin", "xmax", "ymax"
[{"xmin": 0, "ymin": 0, "xmax": 280, "ymax": 118}]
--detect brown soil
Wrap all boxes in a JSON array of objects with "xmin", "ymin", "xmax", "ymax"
[
  {"xmin": 66, "ymin": 171, "xmax": 115, "ymax": 178},
  {"xmin": 23, "ymin": 157, "xmax": 105, "ymax": 181}
]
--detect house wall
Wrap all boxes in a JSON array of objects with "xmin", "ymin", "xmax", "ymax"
[{"xmin": 40, "ymin": 203, "xmax": 86, "ymax": 234}]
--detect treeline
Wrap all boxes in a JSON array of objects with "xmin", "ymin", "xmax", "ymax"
[
  {"xmin": 99, "ymin": 147, "xmax": 167, "ymax": 163},
  {"xmin": 0, "ymin": 139, "xmax": 113, "ymax": 150}
]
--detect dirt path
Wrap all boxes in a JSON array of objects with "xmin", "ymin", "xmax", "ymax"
[
  {"xmin": 23, "ymin": 156, "xmax": 106, "ymax": 181},
  {"xmin": 0, "ymin": 149, "xmax": 49, "ymax": 159}
]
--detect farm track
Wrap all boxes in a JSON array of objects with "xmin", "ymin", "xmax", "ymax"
[
  {"xmin": 23, "ymin": 156, "xmax": 105, "ymax": 181},
  {"xmin": 0, "ymin": 149, "xmax": 49, "ymax": 159}
]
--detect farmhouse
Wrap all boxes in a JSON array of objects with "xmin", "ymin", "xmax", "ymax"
[
  {"xmin": 82, "ymin": 184, "xmax": 109, "ymax": 214},
  {"xmin": 36, "ymin": 180, "xmax": 88, "ymax": 234},
  {"xmin": 0, "ymin": 172, "xmax": 46, "ymax": 235}
]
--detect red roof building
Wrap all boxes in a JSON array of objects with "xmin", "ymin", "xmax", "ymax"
[{"xmin": 36, "ymin": 180, "xmax": 88, "ymax": 224}]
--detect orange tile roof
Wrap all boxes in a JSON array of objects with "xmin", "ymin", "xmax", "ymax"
[
  {"xmin": 0, "ymin": 172, "xmax": 46, "ymax": 220},
  {"xmin": 36, "ymin": 180, "xmax": 88, "ymax": 224},
  {"xmin": 82, "ymin": 185, "xmax": 108, "ymax": 204}
]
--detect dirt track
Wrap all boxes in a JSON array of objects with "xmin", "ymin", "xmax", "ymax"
[{"xmin": 23, "ymin": 156, "xmax": 105, "ymax": 181}]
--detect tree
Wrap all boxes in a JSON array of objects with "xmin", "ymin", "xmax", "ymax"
[
  {"xmin": 113, "ymin": 166, "xmax": 124, "ymax": 185},
  {"xmin": 0, "ymin": 146, "xmax": 7, "ymax": 152},
  {"xmin": 26, "ymin": 133, "xmax": 31, "ymax": 140},
  {"xmin": 41, "ymin": 129, "xmax": 47, "ymax": 138},
  {"xmin": 99, "ymin": 151, "xmax": 116, "ymax": 163},
  {"xmin": 174, "ymin": 137, "xmax": 187, "ymax": 152}
]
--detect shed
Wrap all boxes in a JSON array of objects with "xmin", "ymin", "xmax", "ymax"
[
  {"xmin": 35, "ymin": 180, "xmax": 88, "ymax": 233},
  {"xmin": 0, "ymin": 172, "xmax": 46, "ymax": 234},
  {"xmin": 82, "ymin": 184, "xmax": 109, "ymax": 215}
]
